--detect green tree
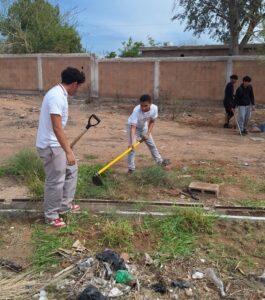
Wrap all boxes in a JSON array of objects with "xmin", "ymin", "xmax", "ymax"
[
  {"xmin": 119, "ymin": 37, "xmax": 144, "ymax": 57},
  {"xmin": 172, "ymin": 0, "xmax": 265, "ymax": 55},
  {"xmin": 0, "ymin": 0, "xmax": 83, "ymax": 53},
  {"xmin": 105, "ymin": 51, "xmax": 117, "ymax": 58}
]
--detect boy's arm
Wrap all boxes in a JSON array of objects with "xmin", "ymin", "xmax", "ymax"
[
  {"xmin": 234, "ymin": 87, "xmax": 241, "ymax": 107},
  {"xmin": 250, "ymin": 86, "xmax": 255, "ymax": 109},
  {"xmin": 144, "ymin": 119, "xmax": 155, "ymax": 140},
  {"xmin": 51, "ymin": 114, "xmax": 76, "ymax": 165},
  {"xmin": 129, "ymin": 125, "xmax": 136, "ymax": 148}
]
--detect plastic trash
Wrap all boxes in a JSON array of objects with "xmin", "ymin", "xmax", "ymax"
[
  {"xmin": 77, "ymin": 257, "xmax": 94, "ymax": 271},
  {"xmin": 205, "ymin": 268, "xmax": 225, "ymax": 297},
  {"xmin": 108, "ymin": 287, "xmax": 123, "ymax": 297},
  {"xmin": 96, "ymin": 250, "xmax": 127, "ymax": 271},
  {"xmin": 39, "ymin": 290, "xmax": 48, "ymax": 300},
  {"xmin": 171, "ymin": 279, "xmax": 191, "ymax": 289},
  {"xmin": 77, "ymin": 284, "xmax": 107, "ymax": 300},
  {"xmin": 115, "ymin": 270, "xmax": 134, "ymax": 285},
  {"xmin": 256, "ymin": 270, "xmax": 265, "ymax": 283},
  {"xmin": 150, "ymin": 281, "xmax": 167, "ymax": 294},
  {"xmin": 192, "ymin": 271, "xmax": 204, "ymax": 279},
  {"xmin": 259, "ymin": 123, "xmax": 265, "ymax": 132}
]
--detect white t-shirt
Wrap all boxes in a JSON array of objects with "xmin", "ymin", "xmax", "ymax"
[
  {"xmin": 128, "ymin": 104, "xmax": 158, "ymax": 128},
  {"xmin": 36, "ymin": 84, "xmax": 68, "ymax": 148}
]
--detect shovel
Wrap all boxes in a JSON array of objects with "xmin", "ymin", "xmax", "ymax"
[
  {"xmin": 92, "ymin": 139, "xmax": 144, "ymax": 186},
  {"xmin": 71, "ymin": 114, "xmax": 101, "ymax": 148}
]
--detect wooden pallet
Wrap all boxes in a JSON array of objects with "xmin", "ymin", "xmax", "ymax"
[{"xmin": 188, "ymin": 181, "xmax": 220, "ymax": 197}]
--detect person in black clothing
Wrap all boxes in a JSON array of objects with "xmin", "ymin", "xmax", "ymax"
[
  {"xmin": 235, "ymin": 75, "xmax": 255, "ymax": 135},
  {"xmin": 223, "ymin": 74, "xmax": 238, "ymax": 128}
]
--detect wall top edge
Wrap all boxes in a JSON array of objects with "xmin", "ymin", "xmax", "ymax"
[
  {"xmin": 0, "ymin": 53, "xmax": 92, "ymax": 58},
  {"xmin": 98, "ymin": 56, "xmax": 265, "ymax": 63}
]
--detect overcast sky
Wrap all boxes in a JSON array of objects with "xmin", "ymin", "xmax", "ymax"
[{"xmin": 49, "ymin": 0, "xmax": 214, "ymax": 56}]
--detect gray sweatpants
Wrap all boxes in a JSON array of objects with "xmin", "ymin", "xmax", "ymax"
[
  {"xmin": 37, "ymin": 146, "xmax": 78, "ymax": 222},
  {"xmin": 127, "ymin": 125, "xmax": 162, "ymax": 170},
  {"xmin": 238, "ymin": 105, "xmax": 251, "ymax": 132}
]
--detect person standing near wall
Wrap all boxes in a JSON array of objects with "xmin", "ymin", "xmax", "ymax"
[
  {"xmin": 235, "ymin": 75, "xmax": 255, "ymax": 136},
  {"xmin": 223, "ymin": 74, "xmax": 238, "ymax": 128},
  {"xmin": 36, "ymin": 67, "xmax": 86, "ymax": 228}
]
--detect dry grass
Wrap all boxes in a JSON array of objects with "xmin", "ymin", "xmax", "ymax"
[{"xmin": 0, "ymin": 271, "xmax": 44, "ymax": 299}]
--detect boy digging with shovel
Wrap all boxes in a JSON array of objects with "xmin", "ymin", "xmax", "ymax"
[{"xmin": 127, "ymin": 94, "xmax": 170, "ymax": 173}]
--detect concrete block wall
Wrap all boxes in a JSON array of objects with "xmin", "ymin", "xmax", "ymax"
[{"xmin": 0, "ymin": 54, "xmax": 265, "ymax": 103}]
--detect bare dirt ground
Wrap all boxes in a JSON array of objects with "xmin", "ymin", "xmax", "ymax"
[
  {"xmin": 0, "ymin": 94, "xmax": 265, "ymax": 299},
  {"xmin": 1, "ymin": 94, "xmax": 265, "ymax": 204}
]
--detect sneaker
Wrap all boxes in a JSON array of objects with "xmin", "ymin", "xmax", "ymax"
[
  {"xmin": 223, "ymin": 123, "xmax": 229, "ymax": 128},
  {"xmin": 59, "ymin": 204, "xmax": 81, "ymax": 215},
  {"xmin": 127, "ymin": 169, "xmax": 134, "ymax": 175},
  {"xmin": 47, "ymin": 218, "xmax": 66, "ymax": 228},
  {"xmin": 161, "ymin": 159, "xmax": 171, "ymax": 167},
  {"xmin": 243, "ymin": 129, "xmax": 248, "ymax": 134}
]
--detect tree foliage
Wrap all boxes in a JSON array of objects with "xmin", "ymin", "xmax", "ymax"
[
  {"xmin": 118, "ymin": 37, "xmax": 144, "ymax": 57},
  {"xmin": 0, "ymin": 0, "xmax": 83, "ymax": 53},
  {"xmin": 172, "ymin": 0, "xmax": 265, "ymax": 55}
]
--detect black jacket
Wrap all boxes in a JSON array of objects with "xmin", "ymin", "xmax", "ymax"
[
  {"xmin": 223, "ymin": 82, "xmax": 235, "ymax": 108},
  {"xmin": 235, "ymin": 84, "xmax": 255, "ymax": 106}
]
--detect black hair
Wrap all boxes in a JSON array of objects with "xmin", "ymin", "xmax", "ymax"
[
  {"xmin": 139, "ymin": 94, "xmax": 152, "ymax": 103},
  {"xmin": 61, "ymin": 67, "xmax": 86, "ymax": 85},
  {"xmin": 243, "ymin": 75, "xmax": 251, "ymax": 82},
  {"xmin": 230, "ymin": 74, "xmax": 238, "ymax": 80}
]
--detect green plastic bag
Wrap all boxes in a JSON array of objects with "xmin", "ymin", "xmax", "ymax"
[{"xmin": 115, "ymin": 270, "xmax": 134, "ymax": 284}]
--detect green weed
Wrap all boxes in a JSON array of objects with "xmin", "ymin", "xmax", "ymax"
[
  {"xmin": 0, "ymin": 149, "xmax": 45, "ymax": 198},
  {"xmin": 239, "ymin": 199, "xmax": 265, "ymax": 208},
  {"xmin": 31, "ymin": 213, "xmax": 88, "ymax": 270},
  {"xmin": 76, "ymin": 164, "xmax": 116, "ymax": 198},
  {"xmin": 132, "ymin": 165, "xmax": 174, "ymax": 188},
  {"xmin": 31, "ymin": 226, "xmax": 73, "ymax": 270},
  {"xmin": 100, "ymin": 218, "xmax": 134, "ymax": 249},
  {"xmin": 241, "ymin": 176, "xmax": 265, "ymax": 193},
  {"xmin": 144, "ymin": 208, "xmax": 216, "ymax": 258}
]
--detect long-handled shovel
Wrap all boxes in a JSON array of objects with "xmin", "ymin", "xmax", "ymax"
[
  {"xmin": 92, "ymin": 139, "xmax": 144, "ymax": 186},
  {"xmin": 233, "ymin": 109, "xmax": 242, "ymax": 137},
  {"xmin": 70, "ymin": 114, "xmax": 101, "ymax": 148}
]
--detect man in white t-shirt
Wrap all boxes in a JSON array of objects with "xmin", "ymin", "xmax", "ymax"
[
  {"xmin": 36, "ymin": 67, "xmax": 85, "ymax": 228},
  {"xmin": 127, "ymin": 94, "xmax": 170, "ymax": 173}
]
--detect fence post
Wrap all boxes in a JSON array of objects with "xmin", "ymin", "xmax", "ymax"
[
  {"xmin": 37, "ymin": 54, "xmax": 43, "ymax": 91},
  {"xmin": 225, "ymin": 56, "xmax": 233, "ymax": 85},
  {"xmin": 90, "ymin": 55, "xmax": 99, "ymax": 98},
  {"xmin": 154, "ymin": 60, "xmax": 160, "ymax": 101}
]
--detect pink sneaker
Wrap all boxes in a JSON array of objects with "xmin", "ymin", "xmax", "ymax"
[
  {"xmin": 48, "ymin": 218, "xmax": 66, "ymax": 228},
  {"xmin": 71, "ymin": 204, "xmax": 81, "ymax": 213},
  {"xmin": 59, "ymin": 204, "xmax": 81, "ymax": 215}
]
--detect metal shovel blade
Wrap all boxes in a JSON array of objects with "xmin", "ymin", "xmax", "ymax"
[{"xmin": 92, "ymin": 173, "xmax": 103, "ymax": 186}]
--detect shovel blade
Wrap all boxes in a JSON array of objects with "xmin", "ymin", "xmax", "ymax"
[{"xmin": 92, "ymin": 173, "xmax": 103, "ymax": 186}]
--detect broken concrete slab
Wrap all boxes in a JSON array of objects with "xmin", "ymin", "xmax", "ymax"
[{"xmin": 188, "ymin": 181, "xmax": 220, "ymax": 197}]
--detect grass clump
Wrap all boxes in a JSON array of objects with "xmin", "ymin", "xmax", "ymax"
[
  {"xmin": 76, "ymin": 164, "xmax": 117, "ymax": 198},
  {"xmin": 100, "ymin": 218, "xmax": 134, "ymax": 249},
  {"xmin": 32, "ymin": 226, "xmax": 73, "ymax": 270},
  {"xmin": 0, "ymin": 148, "xmax": 44, "ymax": 198},
  {"xmin": 144, "ymin": 208, "xmax": 216, "ymax": 258},
  {"xmin": 31, "ymin": 213, "xmax": 88, "ymax": 270},
  {"xmin": 132, "ymin": 165, "xmax": 174, "ymax": 188},
  {"xmin": 239, "ymin": 199, "xmax": 265, "ymax": 208}
]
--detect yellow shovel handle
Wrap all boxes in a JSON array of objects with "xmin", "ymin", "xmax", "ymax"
[{"xmin": 98, "ymin": 140, "xmax": 142, "ymax": 175}]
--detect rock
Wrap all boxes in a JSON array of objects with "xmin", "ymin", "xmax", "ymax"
[
  {"xmin": 144, "ymin": 253, "xmax": 154, "ymax": 266},
  {"xmin": 185, "ymin": 288, "xmax": 193, "ymax": 297}
]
